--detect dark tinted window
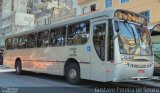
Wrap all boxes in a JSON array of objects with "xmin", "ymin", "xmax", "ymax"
[
  {"xmin": 12, "ymin": 37, "xmax": 19, "ymax": 49},
  {"xmin": 37, "ymin": 30, "xmax": 49, "ymax": 47},
  {"xmin": 27, "ymin": 33, "xmax": 37, "ymax": 48},
  {"xmin": 19, "ymin": 35, "xmax": 28, "ymax": 49},
  {"xmin": 50, "ymin": 27, "xmax": 66, "ymax": 46},
  {"xmin": 5, "ymin": 38, "xmax": 12, "ymax": 50}
]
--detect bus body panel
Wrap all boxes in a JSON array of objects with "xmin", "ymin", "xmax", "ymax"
[{"xmin": 4, "ymin": 45, "xmax": 91, "ymax": 79}]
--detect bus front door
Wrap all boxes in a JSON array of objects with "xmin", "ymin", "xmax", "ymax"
[
  {"xmin": 90, "ymin": 20, "xmax": 108, "ymax": 82},
  {"xmin": 91, "ymin": 19, "xmax": 116, "ymax": 82}
]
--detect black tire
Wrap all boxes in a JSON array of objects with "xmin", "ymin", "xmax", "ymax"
[
  {"xmin": 15, "ymin": 61, "xmax": 22, "ymax": 75},
  {"xmin": 66, "ymin": 63, "xmax": 80, "ymax": 85}
]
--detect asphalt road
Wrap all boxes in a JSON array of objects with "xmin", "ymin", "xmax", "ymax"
[
  {"xmin": 0, "ymin": 69, "xmax": 96, "ymax": 93},
  {"xmin": 0, "ymin": 67, "xmax": 160, "ymax": 93}
]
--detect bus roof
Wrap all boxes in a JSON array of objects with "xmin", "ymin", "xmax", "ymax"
[
  {"xmin": 6, "ymin": 9, "xmax": 144, "ymax": 38},
  {"xmin": 6, "ymin": 9, "xmax": 117, "ymax": 38}
]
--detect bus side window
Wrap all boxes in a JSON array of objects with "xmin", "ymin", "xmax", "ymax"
[
  {"xmin": 27, "ymin": 33, "xmax": 37, "ymax": 48},
  {"xmin": 49, "ymin": 27, "xmax": 66, "ymax": 47},
  {"xmin": 12, "ymin": 37, "xmax": 19, "ymax": 49},
  {"xmin": 37, "ymin": 30, "xmax": 49, "ymax": 48},
  {"xmin": 67, "ymin": 21, "xmax": 89, "ymax": 45},
  {"xmin": 19, "ymin": 35, "xmax": 27, "ymax": 49},
  {"xmin": 6, "ymin": 38, "xmax": 12, "ymax": 50},
  {"xmin": 108, "ymin": 20, "xmax": 114, "ymax": 61}
]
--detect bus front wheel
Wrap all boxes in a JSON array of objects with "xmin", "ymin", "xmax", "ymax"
[
  {"xmin": 66, "ymin": 63, "xmax": 80, "ymax": 85},
  {"xmin": 15, "ymin": 61, "xmax": 22, "ymax": 75}
]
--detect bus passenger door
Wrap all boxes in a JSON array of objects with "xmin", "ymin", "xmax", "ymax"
[
  {"xmin": 91, "ymin": 19, "xmax": 116, "ymax": 82},
  {"xmin": 90, "ymin": 20, "xmax": 108, "ymax": 82}
]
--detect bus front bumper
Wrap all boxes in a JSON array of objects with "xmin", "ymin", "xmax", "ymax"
[{"xmin": 112, "ymin": 63, "xmax": 154, "ymax": 82}]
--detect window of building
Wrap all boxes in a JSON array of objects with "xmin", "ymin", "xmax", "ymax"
[
  {"xmin": 120, "ymin": 0, "xmax": 129, "ymax": 4},
  {"xmin": 139, "ymin": 10, "xmax": 150, "ymax": 23},
  {"xmin": 19, "ymin": 35, "xmax": 28, "ymax": 49},
  {"xmin": 27, "ymin": 33, "xmax": 37, "ymax": 48},
  {"xmin": 93, "ymin": 23, "xmax": 106, "ymax": 61},
  {"xmin": 50, "ymin": 27, "xmax": 66, "ymax": 46},
  {"xmin": 82, "ymin": 7, "xmax": 87, "ymax": 14},
  {"xmin": 67, "ymin": 21, "xmax": 90, "ymax": 45},
  {"xmin": 90, "ymin": 4, "xmax": 96, "ymax": 12},
  {"xmin": 37, "ymin": 30, "xmax": 49, "ymax": 47},
  {"xmin": 105, "ymin": 0, "xmax": 112, "ymax": 8}
]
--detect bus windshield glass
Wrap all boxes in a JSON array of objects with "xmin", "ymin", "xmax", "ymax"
[{"xmin": 116, "ymin": 21, "xmax": 152, "ymax": 55}]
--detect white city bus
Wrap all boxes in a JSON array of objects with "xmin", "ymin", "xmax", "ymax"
[
  {"xmin": 4, "ymin": 9, "xmax": 154, "ymax": 84},
  {"xmin": 150, "ymin": 24, "xmax": 160, "ymax": 75}
]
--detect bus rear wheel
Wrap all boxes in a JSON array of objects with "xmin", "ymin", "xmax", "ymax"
[
  {"xmin": 15, "ymin": 61, "xmax": 22, "ymax": 75},
  {"xmin": 66, "ymin": 63, "xmax": 80, "ymax": 85}
]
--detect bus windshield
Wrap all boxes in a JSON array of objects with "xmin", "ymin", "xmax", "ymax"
[{"xmin": 116, "ymin": 21, "xmax": 152, "ymax": 55}]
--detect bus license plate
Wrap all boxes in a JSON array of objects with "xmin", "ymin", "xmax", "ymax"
[{"xmin": 138, "ymin": 69, "xmax": 144, "ymax": 74}]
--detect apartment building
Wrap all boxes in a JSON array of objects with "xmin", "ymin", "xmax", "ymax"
[
  {"xmin": 0, "ymin": 0, "xmax": 34, "ymax": 46},
  {"xmin": 78, "ymin": 0, "xmax": 160, "ymax": 28},
  {"xmin": 33, "ymin": 0, "xmax": 77, "ymax": 27}
]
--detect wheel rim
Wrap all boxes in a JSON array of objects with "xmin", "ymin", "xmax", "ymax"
[{"xmin": 69, "ymin": 69, "xmax": 77, "ymax": 79}]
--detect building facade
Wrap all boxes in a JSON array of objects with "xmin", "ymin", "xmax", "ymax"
[
  {"xmin": 78, "ymin": 0, "xmax": 160, "ymax": 27},
  {"xmin": 33, "ymin": 0, "xmax": 77, "ymax": 27},
  {"xmin": 0, "ymin": 0, "xmax": 2, "ymax": 18},
  {"xmin": 0, "ymin": 0, "xmax": 78, "ymax": 46},
  {"xmin": 0, "ymin": 0, "xmax": 34, "ymax": 46}
]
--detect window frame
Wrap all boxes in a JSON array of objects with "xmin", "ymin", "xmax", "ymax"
[
  {"xmin": 120, "ymin": 0, "xmax": 129, "ymax": 4},
  {"xmin": 105, "ymin": 0, "xmax": 112, "ymax": 8}
]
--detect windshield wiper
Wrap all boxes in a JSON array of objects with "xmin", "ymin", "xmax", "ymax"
[{"xmin": 123, "ymin": 21, "xmax": 137, "ymax": 45}]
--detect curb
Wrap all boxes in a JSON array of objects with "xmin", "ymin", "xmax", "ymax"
[
  {"xmin": 0, "ymin": 69, "xmax": 16, "ymax": 72},
  {"xmin": 0, "ymin": 65, "xmax": 5, "ymax": 69}
]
